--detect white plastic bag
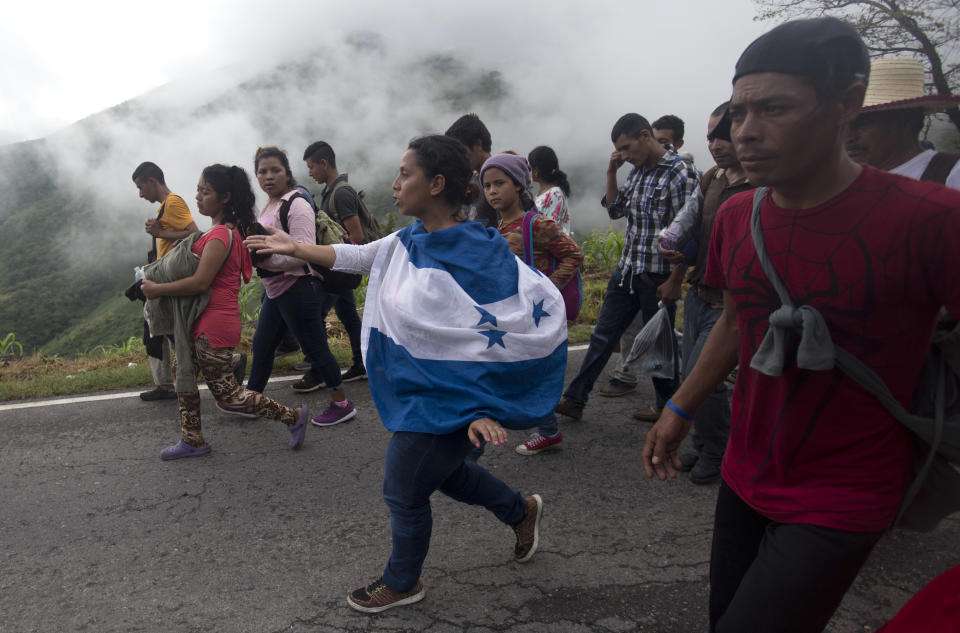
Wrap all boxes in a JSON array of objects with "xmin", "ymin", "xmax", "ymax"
[{"xmin": 625, "ymin": 302, "xmax": 676, "ymax": 379}]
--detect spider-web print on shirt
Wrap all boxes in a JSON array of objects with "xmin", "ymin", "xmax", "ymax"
[{"xmin": 702, "ymin": 166, "xmax": 960, "ymax": 532}]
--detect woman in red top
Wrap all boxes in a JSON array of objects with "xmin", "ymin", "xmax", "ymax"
[
  {"xmin": 481, "ymin": 152, "xmax": 583, "ymax": 457},
  {"xmin": 141, "ymin": 164, "xmax": 308, "ymax": 460}
]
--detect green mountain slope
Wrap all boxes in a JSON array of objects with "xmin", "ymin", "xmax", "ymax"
[{"xmin": 0, "ymin": 47, "xmax": 508, "ymax": 357}]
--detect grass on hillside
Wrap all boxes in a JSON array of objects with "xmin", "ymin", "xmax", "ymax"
[
  {"xmin": 1, "ymin": 227, "xmax": 654, "ymax": 402},
  {"xmin": 0, "ymin": 300, "xmax": 599, "ymax": 402}
]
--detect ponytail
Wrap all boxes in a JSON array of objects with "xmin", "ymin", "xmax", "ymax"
[
  {"xmin": 553, "ymin": 168, "xmax": 571, "ymax": 197},
  {"xmin": 527, "ymin": 145, "xmax": 571, "ymax": 197},
  {"xmin": 520, "ymin": 188, "xmax": 536, "ymax": 211}
]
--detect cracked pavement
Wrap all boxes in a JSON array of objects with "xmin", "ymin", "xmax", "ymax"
[{"xmin": 1, "ymin": 347, "xmax": 957, "ymax": 632}]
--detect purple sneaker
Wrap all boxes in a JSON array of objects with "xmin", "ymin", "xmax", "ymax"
[
  {"xmin": 311, "ymin": 401, "xmax": 356, "ymax": 427},
  {"xmin": 288, "ymin": 404, "xmax": 308, "ymax": 450},
  {"xmin": 216, "ymin": 402, "xmax": 257, "ymax": 419},
  {"xmin": 160, "ymin": 440, "xmax": 212, "ymax": 461}
]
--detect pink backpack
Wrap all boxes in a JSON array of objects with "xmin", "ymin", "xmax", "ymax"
[{"xmin": 521, "ymin": 210, "xmax": 582, "ymax": 321}]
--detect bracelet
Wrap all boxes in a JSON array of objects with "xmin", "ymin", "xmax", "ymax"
[{"xmin": 665, "ymin": 399, "xmax": 693, "ymax": 420}]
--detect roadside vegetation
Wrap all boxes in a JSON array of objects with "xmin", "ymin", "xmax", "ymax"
[{"xmin": 0, "ymin": 226, "xmax": 626, "ymax": 402}]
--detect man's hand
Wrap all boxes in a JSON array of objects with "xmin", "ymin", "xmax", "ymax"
[
  {"xmin": 145, "ymin": 218, "xmax": 162, "ymax": 237},
  {"xmin": 642, "ymin": 409, "xmax": 693, "ymax": 480},
  {"xmin": 608, "ymin": 151, "xmax": 625, "ymax": 174},
  {"xmin": 657, "ymin": 236, "xmax": 685, "ymax": 265},
  {"xmin": 467, "ymin": 417, "xmax": 507, "ymax": 448},
  {"xmin": 656, "ymin": 276, "xmax": 683, "ymax": 306}
]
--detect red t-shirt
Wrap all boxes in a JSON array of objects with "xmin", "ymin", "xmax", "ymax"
[
  {"xmin": 190, "ymin": 225, "xmax": 252, "ymax": 347},
  {"xmin": 704, "ymin": 166, "xmax": 960, "ymax": 532}
]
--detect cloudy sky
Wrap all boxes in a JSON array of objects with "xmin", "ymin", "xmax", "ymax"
[
  {"xmin": 0, "ymin": 0, "xmax": 780, "ymax": 236},
  {"xmin": 1, "ymin": 0, "xmax": 770, "ymax": 147}
]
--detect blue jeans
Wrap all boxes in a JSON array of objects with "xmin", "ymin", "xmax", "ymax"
[
  {"xmin": 382, "ymin": 429, "xmax": 527, "ymax": 592},
  {"xmin": 247, "ymin": 276, "xmax": 343, "ymax": 392},
  {"xmin": 564, "ymin": 266, "xmax": 679, "ymax": 408},
  {"xmin": 333, "ymin": 290, "xmax": 363, "ymax": 367},
  {"xmin": 683, "ymin": 289, "xmax": 730, "ymax": 467}
]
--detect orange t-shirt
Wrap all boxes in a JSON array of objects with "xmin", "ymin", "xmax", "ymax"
[{"xmin": 156, "ymin": 193, "xmax": 195, "ymax": 259}]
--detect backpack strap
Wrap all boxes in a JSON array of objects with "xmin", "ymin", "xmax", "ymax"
[
  {"xmin": 258, "ymin": 192, "xmax": 309, "ymax": 278},
  {"xmin": 747, "ymin": 186, "xmax": 948, "ymax": 526},
  {"xmin": 327, "ymin": 180, "xmax": 352, "ymax": 219},
  {"xmin": 920, "ymin": 152, "xmax": 960, "ymax": 184},
  {"xmin": 276, "ymin": 192, "xmax": 306, "ymax": 234},
  {"xmin": 520, "ymin": 211, "xmax": 537, "ymax": 267},
  {"xmin": 329, "ymin": 179, "xmax": 382, "ymax": 243},
  {"xmin": 747, "ymin": 188, "xmax": 836, "ymax": 376},
  {"xmin": 150, "ymin": 200, "xmax": 168, "ymax": 263}
]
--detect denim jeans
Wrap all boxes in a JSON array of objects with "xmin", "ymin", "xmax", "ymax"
[
  {"xmin": 382, "ymin": 429, "xmax": 527, "ymax": 592},
  {"xmin": 333, "ymin": 290, "xmax": 363, "ymax": 368},
  {"xmin": 683, "ymin": 289, "xmax": 730, "ymax": 467},
  {"xmin": 564, "ymin": 266, "xmax": 678, "ymax": 408},
  {"xmin": 247, "ymin": 276, "xmax": 343, "ymax": 392}
]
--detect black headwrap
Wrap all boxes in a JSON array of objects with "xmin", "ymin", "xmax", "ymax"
[
  {"xmin": 733, "ymin": 17, "xmax": 869, "ymax": 86},
  {"xmin": 707, "ymin": 108, "xmax": 732, "ymax": 142}
]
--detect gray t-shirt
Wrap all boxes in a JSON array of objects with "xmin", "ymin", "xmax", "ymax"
[{"xmin": 321, "ymin": 174, "xmax": 360, "ymax": 225}]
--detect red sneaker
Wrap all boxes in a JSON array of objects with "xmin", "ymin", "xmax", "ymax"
[{"xmin": 515, "ymin": 432, "xmax": 563, "ymax": 456}]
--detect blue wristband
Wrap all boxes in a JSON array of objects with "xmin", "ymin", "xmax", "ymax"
[{"xmin": 665, "ymin": 399, "xmax": 693, "ymax": 420}]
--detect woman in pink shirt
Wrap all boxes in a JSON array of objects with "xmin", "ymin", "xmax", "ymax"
[
  {"xmin": 141, "ymin": 164, "xmax": 309, "ymax": 460},
  {"xmin": 246, "ymin": 147, "xmax": 355, "ymax": 427}
]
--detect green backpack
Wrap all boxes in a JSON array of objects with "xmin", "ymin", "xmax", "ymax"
[
  {"xmin": 328, "ymin": 180, "xmax": 384, "ymax": 243},
  {"xmin": 257, "ymin": 192, "xmax": 361, "ymax": 295}
]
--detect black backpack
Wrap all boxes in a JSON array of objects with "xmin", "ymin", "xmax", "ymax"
[{"xmin": 254, "ymin": 192, "xmax": 361, "ymax": 295}]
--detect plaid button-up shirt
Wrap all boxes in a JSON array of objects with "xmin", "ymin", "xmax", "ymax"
[{"xmin": 603, "ymin": 150, "xmax": 700, "ymax": 276}]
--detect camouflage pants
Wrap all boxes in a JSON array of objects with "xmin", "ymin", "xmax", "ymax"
[{"xmin": 175, "ymin": 335, "xmax": 298, "ymax": 447}]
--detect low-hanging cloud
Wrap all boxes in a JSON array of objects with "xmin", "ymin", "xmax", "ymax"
[{"xmin": 22, "ymin": 0, "xmax": 773, "ymax": 274}]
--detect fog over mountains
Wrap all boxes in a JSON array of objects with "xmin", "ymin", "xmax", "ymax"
[{"xmin": 0, "ymin": 32, "xmax": 629, "ymax": 356}]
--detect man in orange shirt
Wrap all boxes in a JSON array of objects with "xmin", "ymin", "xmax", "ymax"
[{"xmin": 132, "ymin": 162, "xmax": 198, "ymax": 400}]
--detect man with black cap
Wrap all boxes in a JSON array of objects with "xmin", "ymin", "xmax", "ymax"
[{"xmin": 642, "ymin": 17, "xmax": 960, "ymax": 633}]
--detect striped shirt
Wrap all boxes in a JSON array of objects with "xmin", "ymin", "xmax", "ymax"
[{"xmin": 603, "ymin": 150, "xmax": 700, "ymax": 275}]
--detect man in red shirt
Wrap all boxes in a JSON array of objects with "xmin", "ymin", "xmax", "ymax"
[{"xmin": 642, "ymin": 17, "xmax": 960, "ymax": 633}]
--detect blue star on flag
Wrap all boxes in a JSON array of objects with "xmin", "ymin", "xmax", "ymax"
[
  {"xmin": 478, "ymin": 329, "xmax": 507, "ymax": 349},
  {"xmin": 474, "ymin": 306, "xmax": 498, "ymax": 327},
  {"xmin": 532, "ymin": 300, "xmax": 551, "ymax": 327}
]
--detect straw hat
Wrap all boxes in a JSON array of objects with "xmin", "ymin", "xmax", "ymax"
[{"xmin": 861, "ymin": 57, "xmax": 960, "ymax": 114}]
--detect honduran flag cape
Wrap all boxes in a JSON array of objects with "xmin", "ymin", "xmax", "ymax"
[{"xmin": 361, "ymin": 220, "xmax": 568, "ymax": 434}]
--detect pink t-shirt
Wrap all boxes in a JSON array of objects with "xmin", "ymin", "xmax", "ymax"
[
  {"xmin": 190, "ymin": 225, "xmax": 252, "ymax": 348},
  {"xmin": 257, "ymin": 190, "xmax": 316, "ymax": 299},
  {"xmin": 704, "ymin": 166, "xmax": 960, "ymax": 532}
]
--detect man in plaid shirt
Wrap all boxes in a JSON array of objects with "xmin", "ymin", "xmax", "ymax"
[{"xmin": 557, "ymin": 113, "xmax": 699, "ymax": 421}]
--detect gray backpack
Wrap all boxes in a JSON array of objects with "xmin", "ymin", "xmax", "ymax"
[{"xmin": 748, "ymin": 187, "xmax": 960, "ymax": 531}]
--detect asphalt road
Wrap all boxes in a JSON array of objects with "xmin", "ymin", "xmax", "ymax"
[{"xmin": 1, "ymin": 347, "xmax": 957, "ymax": 632}]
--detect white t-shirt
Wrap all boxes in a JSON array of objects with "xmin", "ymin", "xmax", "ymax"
[{"xmin": 891, "ymin": 149, "xmax": 960, "ymax": 189}]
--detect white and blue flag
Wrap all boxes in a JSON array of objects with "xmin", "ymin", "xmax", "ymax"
[{"xmin": 360, "ymin": 221, "xmax": 568, "ymax": 435}]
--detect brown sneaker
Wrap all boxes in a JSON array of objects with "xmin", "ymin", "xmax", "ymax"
[
  {"xmin": 555, "ymin": 397, "xmax": 583, "ymax": 420},
  {"xmin": 631, "ymin": 405, "xmax": 663, "ymax": 422},
  {"xmin": 347, "ymin": 577, "xmax": 425, "ymax": 613},
  {"xmin": 597, "ymin": 378, "xmax": 638, "ymax": 397},
  {"xmin": 513, "ymin": 494, "xmax": 543, "ymax": 563}
]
